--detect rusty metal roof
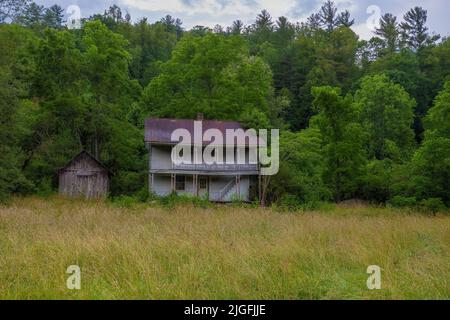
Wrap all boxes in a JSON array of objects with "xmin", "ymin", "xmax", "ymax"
[{"xmin": 145, "ymin": 118, "xmax": 262, "ymax": 146}]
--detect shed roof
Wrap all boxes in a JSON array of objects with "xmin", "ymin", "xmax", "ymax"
[
  {"xmin": 59, "ymin": 151, "xmax": 110, "ymax": 173},
  {"xmin": 145, "ymin": 118, "xmax": 263, "ymax": 146}
]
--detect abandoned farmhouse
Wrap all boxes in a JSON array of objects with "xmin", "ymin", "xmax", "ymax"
[{"xmin": 145, "ymin": 116, "xmax": 262, "ymax": 202}]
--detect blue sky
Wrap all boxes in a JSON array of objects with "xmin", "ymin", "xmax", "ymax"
[{"xmin": 36, "ymin": 0, "xmax": 449, "ymax": 39}]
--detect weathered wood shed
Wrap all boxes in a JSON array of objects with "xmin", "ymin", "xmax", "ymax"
[{"xmin": 59, "ymin": 151, "xmax": 109, "ymax": 199}]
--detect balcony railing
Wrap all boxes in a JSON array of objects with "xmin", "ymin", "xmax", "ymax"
[{"xmin": 173, "ymin": 163, "xmax": 259, "ymax": 172}]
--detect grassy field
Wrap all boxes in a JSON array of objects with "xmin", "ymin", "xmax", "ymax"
[{"xmin": 0, "ymin": 197, "xmax": 449, "ymax": 300}]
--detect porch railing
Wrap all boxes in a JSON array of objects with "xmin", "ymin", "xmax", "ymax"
[{"xmin": 173, "ymin": 163, "xmax": 259, "ymax": 172}]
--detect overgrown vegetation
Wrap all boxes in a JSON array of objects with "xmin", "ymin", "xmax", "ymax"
[
  {"xmin": 109, "ymin": 192, "xmax": 214, "ymax": 210},
  {"xmin": 0, "ymin": 197, "xmax": 448, "ymax": 299},
  {"xmin": 0, "ymin": 0, "xmax": 449, "ymax": 209}
]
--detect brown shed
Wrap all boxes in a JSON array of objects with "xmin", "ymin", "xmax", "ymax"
[{"xmin": 59, "ymin": 151, "xmax": 109, "ymax": 199}]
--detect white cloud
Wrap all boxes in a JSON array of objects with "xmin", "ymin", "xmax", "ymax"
[
  {"xmin": 352, "ymin": 22, "xmax": 374, "ymax": 40},
  {"xmin": 119, "ymin": 0, "xmax": 184, "ymax": 13},
  {"xmin": 115, "ymin": 0, "xmax": 448, "ymax": 38},
  {"xmin": 120, "ymin": 0, "xmax": 320, "ymax": 20},
  {"xmin": 119, "ymin": 0, "xmax": 257, "ymax": 16},
  {"xmin": 34, "ymin": 0, "xmax": 450, "ymax": 39}
]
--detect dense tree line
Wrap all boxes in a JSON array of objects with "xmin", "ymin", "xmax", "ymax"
[{"xmin": 0, "ymin": 0, "xmax": 448, "ymax": 209}]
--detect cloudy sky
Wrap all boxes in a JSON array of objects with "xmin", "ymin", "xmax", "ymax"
[{"xmin": 36, "ymin": 0, "xmax": 449, "ymax": 39}]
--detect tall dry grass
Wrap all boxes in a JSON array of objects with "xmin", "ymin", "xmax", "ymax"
[{"xmin": 0, "ymin": 196, "xmax": 449, "ymax": 300}]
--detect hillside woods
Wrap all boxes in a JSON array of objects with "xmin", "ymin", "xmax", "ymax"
[{"xmin": 0, "ymin": 1, "xmax": 449, "ymax": 209}]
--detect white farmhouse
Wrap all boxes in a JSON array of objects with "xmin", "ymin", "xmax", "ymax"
[{"xmin": 145, "ymin": 115, "xmax": 262, "ymax": 202}]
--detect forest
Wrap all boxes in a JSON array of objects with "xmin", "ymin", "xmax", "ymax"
[{"xmin": 0, "ymin": 0, "xmax": 449, "ymax": 210}]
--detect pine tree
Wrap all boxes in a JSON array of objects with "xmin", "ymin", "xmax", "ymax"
[
  {"xmin": 319, "ymin": 0, "xmax": 338, "ymax": 32},
  {"xmin": 43, "ymin": 4, "xmax": 64, "ymax": 29},
  {"xmin": 254, "ymin": 9, "xmax": 273, "ymax": 33},
  {"xmin": 17, "ymin": 2, "xmax": 44, "ymax": 28},
  {"xmin": 337, "ymin": 10, "xmax": 354, "ymax": 28},
  {"xmin": 306, "ymin": 13, "xmax": 321, "ymax": 30},
  {"xmin": 160, "ymin": 14, "xmax": 175, "ymax": 31},
  {"xmin": 400, "ymin": 7, "xmax": 439, "ymax": 50},
  {"xmin": 104, "ymin": 5, "xmax": 123, "ymax": 23},
  {"xmin": 375, "ymin": 13, "xmax": 399, "ymax": 53},
  {"xmin": 274, "ymin": 16, "xmax": 294, "ymax": 47},
  {"xmin": 230, "ymin": 20, "xmax": 244, "ymax": 35}
]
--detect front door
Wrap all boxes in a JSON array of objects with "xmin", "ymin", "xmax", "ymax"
[{"xmin": 198, "ymin": 176, "xmax": 208, "ymax": 198}]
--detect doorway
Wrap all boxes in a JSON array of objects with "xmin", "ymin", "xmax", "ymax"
[{"xmin": 198, "ymin": 176, "xmax": 208, "ymax": 198}]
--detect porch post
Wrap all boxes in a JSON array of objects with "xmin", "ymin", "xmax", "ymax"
[
  {"xmin": 148, "ymin": 143, "xmax": 153, "ymax": 195},
  {"xmin": 236, "ymin": 175, "xmax": 241, "ymax": 201},
  {"xmin": 171, "ymin": 174, "xmax": 176, "ymax": 193},
  {"xmin": 196, "ymin": 175, "xmax": 199, "ymax": 197},
  {"xmin": 149, "ymin": 173, "xmax": 154, "ymax": 194},
  {"xmin": 209, "ymin": 176, "xmax": 212, "ymax": 201},
  {"xmin": 193, "ymin": 175, "xmax": 199, "ymax": 197},
  {"xmin": 259, "ymin": 174, "xmax": 262, "ymax": 205}
]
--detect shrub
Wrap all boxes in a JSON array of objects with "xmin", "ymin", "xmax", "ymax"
[
  {"xmin": 110, "ymin": 195, "xmax": 140, "ymax": 209},
  {"xmin": 0, "ymin": 191, "xmax": 11, "ymax": 205},
  {"xmin": 360, "ymin": 160, "xmax": 393, "ymax": 203},
  {"xmin": 110, "ymin": 172, "xmax": 145, "ymax": 196},
  {"xmin": 387, "ymin": 196, "xmax": 417, "ymax": 208},
  {"xmin": 276, "ymin": 194, "xmax": 303, "ymax": 212},
  {"xmin": 157, "ymin": 193, "xmax": 211, "ymax": 210},
  {"xmin": 274, "ymin": 195, "xmax": 327, "ymax": 212},
  {"xmin": 158, "ymin": 193, "xmax": 187, "ymax": 209},
  {"xmin": 419, "ymin": 198, "xmax": 446, "ymax": 214},
  {"xmin": 36, "ymin": 177, "xmax": 56, "ymax": 198},
  {"xmin": 191, "ymin": 195, "xmax": 212, "ymax": 209},
  {"xmin": 135, "ymin": 187, "xmax": 150, "ymax": 203}
]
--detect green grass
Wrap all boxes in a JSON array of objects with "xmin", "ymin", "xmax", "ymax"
[{"xmin": 0, "ymin": 197, "xmax": 449, "ymax": 300}]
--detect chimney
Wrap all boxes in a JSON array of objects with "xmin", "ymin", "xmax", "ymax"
[{"xmin": 197, "ymin": 113, "xmax": 204, "ymax": 121}]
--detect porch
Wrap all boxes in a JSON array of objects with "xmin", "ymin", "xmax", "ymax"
[{"xmin": 149, "ymin": 173, "xmax": 261, "ymax": 203}]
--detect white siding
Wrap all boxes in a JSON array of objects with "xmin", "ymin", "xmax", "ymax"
[
  {"xmin": 151, "ymin": 175, "xmax": 197, "ymax": 197},
  {"xmin": 151, "ymin": 175, "xmax": 251, "ymax": 202},
  {"xmin": 151, "ymin": 146, "xmax": 172, "ymax": 170},
  {"xmin": 152, "ymin": 175, "xmax": 171, "ymax": 196},
  {"xmin": 149, "ymin": 144, "xmax": 255, "ymax": 202},
  {"xmin": 151, "ymin": 145, "xmax": 258, "ymax": 170}
]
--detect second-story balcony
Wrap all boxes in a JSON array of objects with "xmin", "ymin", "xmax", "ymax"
[{"xmin": 172, "ymin": 163, "xmax": 259, "ymax": 172}]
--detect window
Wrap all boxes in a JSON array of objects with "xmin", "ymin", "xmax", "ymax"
[
  {"xmin": 175, "ymin": 176, "xmax": 186, "ymax": 191},
  {"xmin": 199, "ymin": 177, "xmax": 207, "ymax": 190}
]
